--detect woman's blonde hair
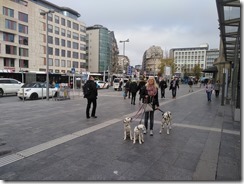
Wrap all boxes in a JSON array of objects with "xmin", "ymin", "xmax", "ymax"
[{"xmin": 146, "ymin": 76, "xmax": 158, "ymax": 88}]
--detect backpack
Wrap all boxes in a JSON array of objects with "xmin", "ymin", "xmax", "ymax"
[{"xmin": 82, "ymin": 82, "xmax": 91, "ymax": 98}]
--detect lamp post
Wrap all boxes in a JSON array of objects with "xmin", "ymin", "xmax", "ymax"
[
  {"xmin": 119, "ymin": 39, "xmax": 129, "ymax": 84},
  {"xmin": 40, "ymin": 9, "xmax": 54, "ymax": 100}
]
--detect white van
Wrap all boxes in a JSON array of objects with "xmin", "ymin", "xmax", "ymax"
[{"xmin": 113, "ymin": 78, "xmax": 129, "ymax": 91}]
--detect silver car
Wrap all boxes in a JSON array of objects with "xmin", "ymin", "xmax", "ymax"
[{"xmin": 0, "ymin": 78, "xmax": 24, "ymax": 97}]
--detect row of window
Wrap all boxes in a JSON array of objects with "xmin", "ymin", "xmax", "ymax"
[
  {"xmin": 5, "ymin": 45, "xmax": 29, "ymax": 57},
  {"xmin": 174, "ymin": 51, "xmax": 206, "ymax": 56},
  {"xmin": 4, "ymin": 58, "xmax": 28, "ymax": 68},
  {"xmin": 5, "ymin": 19, "xmax": 28, "ymax": 34},
  {"xmin": 46, "ymin": 24, "xmax": 86, "ymax": 42},
  {"xmin": 47, "ymin": 36, "xmax": 85, "ymax": 50},
  {"xmin": 3, "ymin": 6, "xmax": 28, "ymax": 22},
  {"xmin": 3, "ymin": 33, "xmax": 28, "ymax": 45},
  {"xmin": 47, "ymin": 47, "xmax": 85, "ymax": 59},
  {"xmin": 3, "ymin": 57, "xmax": 85, "ymax": 71}
]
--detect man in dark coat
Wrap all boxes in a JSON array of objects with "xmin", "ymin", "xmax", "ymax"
[
  {"xmin": 159, "ymin": 78, "xmax": 167, "ymax": 98},
  {"xmin": 129, "ymin": 80, "xmax": 138, "ymax": 105},
  {"xmin": 85, "ymin": 76, "xmax": 98, "ymax": 119}
]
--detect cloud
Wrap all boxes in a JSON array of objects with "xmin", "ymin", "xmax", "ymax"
[{"xmin": 47, "ymin": 0, "xmax": 220, "ymax": 66}]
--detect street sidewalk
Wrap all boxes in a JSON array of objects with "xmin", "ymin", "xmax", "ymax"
[{"xmin": 0, "ymin": 84, "xmax": 241, "ymax": 181}]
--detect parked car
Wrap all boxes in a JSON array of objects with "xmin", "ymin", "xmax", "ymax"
[
  {"xmin": 0, "ymin": 78, "xmax": 24, "ymax": 97},
  {"xmin": 95, "ymin": 81, "xmax": 109, "ymax": 89},
  {"xmin": 17, "ymin": 82, "xmax": 58, "ymax": 100}
]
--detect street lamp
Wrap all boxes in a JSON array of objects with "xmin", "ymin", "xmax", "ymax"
[
  {"xmin": 40, "ymin": 9, "xmax": 54, "ymax": 100},
  {"xmin": 119, "ymin": 39, "xmax": 129, "ymax": 83}
]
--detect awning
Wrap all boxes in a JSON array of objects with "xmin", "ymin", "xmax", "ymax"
[{"xmin": 202, "ymin": 66, "xmax": 218, "ymax": 73}]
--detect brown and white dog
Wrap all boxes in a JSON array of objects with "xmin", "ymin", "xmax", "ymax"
[
  {"xmin": 123, "ymin": 117, "xmax": 133, "ymax": 141},
  {"xmin": 133, "ymin": 124, "xmax": 146, "ymax": 144},
  {"xmin": 160, "ymin": 111, "xmax": 172, "ymax": 135}
]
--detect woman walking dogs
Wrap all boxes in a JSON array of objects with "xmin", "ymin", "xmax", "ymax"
[{"xmin": 141, "ymin": 76, "xmax": 159, "ymax": 136}]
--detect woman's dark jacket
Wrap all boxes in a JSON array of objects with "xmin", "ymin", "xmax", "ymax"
[
  {"xmin": 140, "ymin": 86, "xmax": 159, "ymax": 110},
  {"xmin": 129, "ymin": 81, "xmax": 138, "ymax": 93}
]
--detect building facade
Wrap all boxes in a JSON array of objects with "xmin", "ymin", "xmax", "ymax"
[
  {"xmin": 205, "ymin": 48, "xmax": 220, "ymax": 78},
  {"xmin": 86, "ymin": 25, "xmax": 118, "ymax": 74},
  {"xmin": 142, "ymin": 45, "xmax": 163, "ymax": 76},
  {"xmin": 170, "ymin": 44, "xmax": 209, "ymax": 78},
  {"xmin": 0, "ymin": 0, "xmax": 86, "ymax": 74}
]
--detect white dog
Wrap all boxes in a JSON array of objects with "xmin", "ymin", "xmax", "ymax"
[
  {"xmin": 160, "ymin": 111, "xmax": 172, "ymax": 135},
  {"xmin": 123, "ymin": 117, "xmax": 133, "ymax": 141},
  {"xmin": 133, "ymin": 124, "xmax": 146, "ymax": 144}
]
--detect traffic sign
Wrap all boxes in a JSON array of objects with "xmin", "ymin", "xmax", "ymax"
[{"xmin": 71, "ymin": 67, "xmax": 75, "ymax": 74}]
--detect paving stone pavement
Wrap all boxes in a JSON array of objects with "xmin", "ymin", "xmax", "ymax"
[{"xmin": 0, "ymin": 84, "xmax": 241, "ymax": 181}]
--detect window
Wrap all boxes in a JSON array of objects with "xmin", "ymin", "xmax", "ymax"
[
  {"xmin": 48, "ymin": 58, "xmax": 53, "ymax": 66},
  {"xmin": 19, "ymin": 59, "xmax": 28, "ymax": 68},
  {"xmin": 5, "ymin": 19, "xmax": 16, "ymax": 30},
  {"xmin": 61, "ymin": 60, "xmax": 66, "ymax": 67},
  {"xmin": 3, "ymin": 7, "xmax": 14, "ymax": 17},
  {"xmin": 19, "ymin": 24, "xmax": 28, "ymax": 34},
  {"xmin": 19, "ymin": 36, "xmax": 28, "ymax": 45},
  {"xmin": 55, "ymin": 26, "xmax": 59, "ymax": 35},
  {"xmin": 47, "ymin": 13, "xmax": 53, "ymax": 22},
  {"xmin": 61, "ymin": 18, "xmax": 65, "ymax": 26},
  {"xmin": 18, "ymin": 12, "xmax": 28, "ymax": 22},
  {"xmin": 55, "ymin": 37, "xmax": 59, "ymax": 45},
  {"xmin": 19, "ymin": 48, "xmax": 28, "ymax": 57},
  {"xmin": 4, "ymin": 58, "xmax": 15, "ymax": 67},
  {"xmin": 48, "ymin": 47, "xmax": 53, "ymax": 55},
  {"xmin": 48, "ymin": 36, "xmax": 53, "ymax": 44},
  {"xmin": 55, "ymin": 59, "xmax": 60, "ymax": 67},
  {"xmin": 67, "ymin": 60, "xmax": 71, "ymax": 67},
  {"xmin": 73, "ymin": 22, "xmax": 79, "ymax": 30},
  {"xmin": 80, "ymin": 53, "xmax": 86, "ymax": 59},
  {"xmin": 61, "ymin": 28, "xmax": 65, "ymax": 36},
  {"xmin": 55, "ymin": 15, "xmax": 59, "ymax": 24},
  {"xmin": 73, "ymin": 32, "xmax": 79, "ymax": 40},
  {"xmin": 80, "ymin": 34, "xmax": 86, "ymax": 42},
  {"xmin": 67, "ymin": 41, "xmax": 71, "ymax": 48},
  {"xmin": 73, "ymin": 42, "xmax": 79, "ymax": 49},
  {"xmin": 55, "ymin": 48, "xmax": 59, "ymax": 56},
  {"xmin": 3, "ymin": 33, "xmax": 14, "ymax": 42},
  {"xmin": 72, "ymin": 52, "xmax": 79, "ymax": 59},
  {"xmin": 67, "ymin": 30, "xmax": 71, "ymax": 38},
  {"xmin": 48, "ymin": 24, "xmax": 53, "ymax": 33},
  {"xmin": 61, "ymin": 39, "xmax": 65, "ymax": 46},
  {"xmin": 80, "ymin": 25, "xmax": 86, "ymax": 33},
  {"xmin": 72, "ymin": 61, "xmax": 78, "ymax": 68},
  {"xmin": 6, "ymin": 45, "xmax": 17, "ymax": 55},
  {"xmin": 67, "ymin": 20, "xmax": 71, "ymax": 28},
  {"xmin": 61, "ymin": 50, "xmax": 65, "ymax": 57},
  {"xmin": 67, "ymin": 51, "xmax": 71, "ymax": 58}
]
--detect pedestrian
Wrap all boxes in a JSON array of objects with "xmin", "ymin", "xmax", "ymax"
[
  {"xmin": 169, "ymin": 77, "xmax": 179, "ymax": 99},
  {"xmin": 159, "ymin": 78, "xmax": 167, "ymax": 98},
  {"xmin": 118, "ymin": 79, "xmax": 123, "ymax": 91},
  {"xmin": 205, "ymin": 80, "xmax": 214, "ymax": 102},
  {"xmin": 84, "ymin": 76, "xmax": 98, "ymax": 119},
  {"xmin": 188, "ymin": 79, "xmax": 193, "ymax": 92},
  {"xmin": 124, "ymin": 79, "xmax": 131, "ymax": 99},
  {"xmin": 214, "ymin": 80, "xmax": 221, "ymax": 97},
  {"xmin": 141, "ymin": 76, "xmax": 159, "ymax": 136},
  {"xmin": 129, "ymin": 79, "xmax": 138, "ymax": 105},
  {"xmin": 138, "ymin": 78, "xmax": 146, "ymax": 104}
]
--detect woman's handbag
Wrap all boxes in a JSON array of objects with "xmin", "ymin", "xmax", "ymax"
[{"xmin": 143, "ymin": 103, "xmax": 153, "ymax": 112}]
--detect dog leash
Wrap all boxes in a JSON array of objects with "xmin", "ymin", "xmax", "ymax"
[
  {"xmin": 131, "ymin": 103, "xmax": 145, "ymax": 121},
  {"xmin": 157, "ymin": 108, "xmax": 164, "ymax": 113}
]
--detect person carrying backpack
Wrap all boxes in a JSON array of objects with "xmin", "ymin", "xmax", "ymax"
[{"xmin": 83, "ymin": 76, "xmax": 98, "ymax": 119}]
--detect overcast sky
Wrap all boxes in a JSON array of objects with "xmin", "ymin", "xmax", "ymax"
[{"xmin": 48, "ymin": 0, "xmax": 220, "ymax": 66}]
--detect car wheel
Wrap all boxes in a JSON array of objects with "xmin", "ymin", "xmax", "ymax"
[
  {"xmin": 30, "ymin": 93, "xmax": 38, "ymax": 100},
  {"xmin": 0, "ymin": 89, "xmax": 3, "ymax": 97}
]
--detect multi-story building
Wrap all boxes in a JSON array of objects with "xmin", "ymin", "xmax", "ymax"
[
  {"xmin": 205, "ymin": 49, "xmax": 219, "ymax": 78},
  {"xmin": 142, "ymin": 45, "xmax": 163, "ymax": 76},
  {"xmin": 0, "ymin": 0, "xmax": 86, "ymax": 74},
  {"xmin": 170, "ymin": 44, "xmax": 209, "ymax": 77},
  {"xmin": 86, "ymin": 25, "xmax": 118, "ymax": 74}
]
